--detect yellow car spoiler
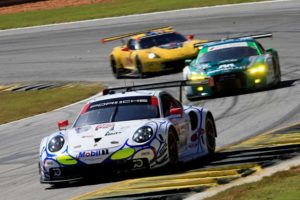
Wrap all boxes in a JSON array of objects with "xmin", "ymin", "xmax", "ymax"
[
  {"xmin": 101, "ymin": 26, "xmax": 173, "ymax": 43},
  {"xmin": 193, "ymin": 33, "xmax": 273, "ymax": 48}
]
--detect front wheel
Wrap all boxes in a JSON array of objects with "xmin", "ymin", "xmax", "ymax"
[
  {"xmin": 111, "ymin": 56, "xmax": 121, "ymax": 79},
  {"xmin": 205, "ymin": 114, "xmax": 216, "ymax": 154},
  {"xmin": 136, "ymin": 58, "xmax": 144, "ymax": 78}
]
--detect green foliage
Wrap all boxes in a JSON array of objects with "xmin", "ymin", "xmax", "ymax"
[
  {"xmin": 205, "ymin": 166, "xmax": 300, "ymax": 200},
  {"xmin": 0, "ymin": 0, "xmax": 263, "ymax": 29},
  {"xmin": 0, "ymin": 84, "xmax": 102, "ymax": 124}
]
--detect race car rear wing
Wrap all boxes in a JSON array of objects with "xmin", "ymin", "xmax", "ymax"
[
  {"xmin": 102, "ymin": 80, "xmax": 204, "ymax": 102},
  {"xmin": 101, "ymin": 26, "xmax": 173, "ymax": 43},
  {"xmin": 194, "ymin": 33, "xmax": 273, "ymax": 48}
]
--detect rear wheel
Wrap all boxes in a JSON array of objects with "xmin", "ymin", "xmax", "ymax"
[
  {"xmin": 205, "ymin": 114, "xmax": 216, "ymax": 154},
  {"xmin": 168, "ymin": 129, "xmax": 178, "ymax": 165}
]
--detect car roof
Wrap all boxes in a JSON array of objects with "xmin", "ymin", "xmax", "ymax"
[{"xmin": 89, "ymin": 90, "xmax": 160, "ymax": 103}]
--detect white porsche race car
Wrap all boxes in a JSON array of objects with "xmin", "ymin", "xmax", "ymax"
[{"xmin": 39, "ymin": 81, "xmax": 217, "ymax": 184}]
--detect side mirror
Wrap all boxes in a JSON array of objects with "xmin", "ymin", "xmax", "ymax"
[
  {"xmin": 186, "ymin": 34, "xmax": 194, "ymax": 40},
  {"xmin": 121, "ymin": 46, "xmax": 129, "ymax": 51},
  {"xmin": 185, "ymin": 59, "xmax": 192, "ymax": 65},
  {"xmin": 58, "ymin": 120, "xmax": 69, "ymax": 131},
  {"xmin": 265, "ymin": 48, "xmax": 273, "ymax": 53},
  {"xmin": 170, "ymin": 108, "xmax": 183, "ymax": 117}
]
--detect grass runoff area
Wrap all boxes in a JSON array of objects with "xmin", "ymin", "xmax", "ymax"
[
  {"xmin": 0, "ymin": 0, "xmax": 264, "ymax": 29},
  {"xmin": 0, "ymin": 83, "xmax": 102, "ymax": 124},
  {"xmin": 205, "ymin": 166, "xmax": 300, "ymax": 200}
]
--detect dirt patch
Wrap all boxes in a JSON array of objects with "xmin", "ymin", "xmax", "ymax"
[{"xmin": 0, "ymin": 0, "xmax": 111, "ymax": 15}]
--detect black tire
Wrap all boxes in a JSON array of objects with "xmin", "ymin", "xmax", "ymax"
[
  {"xmin": 205, "ymin": 114, "xmax": 216, "ymax": 154},
  {"xmin": 168, "ymin": 129, "xmax": 178, "ymax": 165},
  {"xmin": 111, "ymin": 56, "xmax": 121, "ymax": 79},
  {"xmin": 136, "ymin": 58, "xmax": 144, "ymax": 78}
]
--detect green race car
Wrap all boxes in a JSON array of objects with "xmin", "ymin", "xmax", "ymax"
[{"xmin": 183, "ymin": 33, "xmax": 281, "ymax": 99}]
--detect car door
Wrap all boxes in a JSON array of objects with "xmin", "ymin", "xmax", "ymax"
[
  {"xmin": 160, "ymin": 93, "xmax": 190, "ymax": 149},
  {"xmin": 119, "ymin": 39, "xmax": 137, "ymax": 68}
]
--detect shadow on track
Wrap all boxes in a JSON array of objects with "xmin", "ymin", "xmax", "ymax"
[
  {"xmin": 46, "ymin": 142, "xmax": 300, "ymax": 190},
  {"xmin": 187, "ymin": 79, "xmax": 298, "ymax": 101}
]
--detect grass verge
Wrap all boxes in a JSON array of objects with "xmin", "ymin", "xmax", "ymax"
[
  {"xmin": 205, "ymin": 166, "xmax": 300, "ymax": 200},
  {"xmin": 0, "ymin": 0, "xmax": 264, "ymax": 29},
  {"xmin": 0, "ymin": 83, "xmax": 103, "ymax": 124}
]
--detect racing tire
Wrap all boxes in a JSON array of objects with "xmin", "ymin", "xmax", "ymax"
[
  {"xmin": 168, "ymin": 129, "xmax": 178, "ymax": 165},
  {"xmin": 275, "ymin": 64, "xmax": 282, "ymax": 86},
  {"xmin": 111, "ymin": 56, "xmax": 121, "ymax": 79},
  {"xmin": 136, "ymin": 58, "xmax": 144, "ymax": 78},
  {"xmin": 272, "ymin": 59, "xmax": 281, "ymax": 87},
  {"xmin": 205, "ymin": 114, "xmax": 216, "ymax": 154}
]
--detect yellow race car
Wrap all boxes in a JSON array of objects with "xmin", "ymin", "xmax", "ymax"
[{"xmin": 102, "ymin": 26, "xmax": 205, "ymax": 78}]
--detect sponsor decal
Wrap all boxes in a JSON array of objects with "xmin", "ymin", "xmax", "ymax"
[
  {"xmin": 77, "ymin": 149, "xmax": 109, "ymax": 158},
  {"xmin": 90, "ymin": 98, "xmax": 149, "ymax": 109},
  {"xmin": 73, "ymin": 145, "xmax": 82, "ymax": 149},
  {"xmin": 208, "ymin": 42, "xmax": 248, "ymax": 51},
  {"xmin": 133, "ymin": 159, "xmax": 144, "ymax": 169},
  {"xmin": 111, "ymin": 141, "xmax": 119, "ymax": 144},
  {"xmin": 105, "ymin": 131, "xmax": 121, "ymax": 136},
  {"xmin": 95, "ymin": 123, "xmax": 114, "ymax": 130},
  {"xmin": 219, "ymin": 63, "xmax": 235, "ymax": 70}
]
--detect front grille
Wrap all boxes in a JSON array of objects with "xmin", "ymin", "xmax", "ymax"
[
  {"xmin": 48, "ymin": 158, "xmax": 150, "ymax": 181},
  {"xmin": 214, "ymin": 72, "xmax": 246, "ymax": 91}
]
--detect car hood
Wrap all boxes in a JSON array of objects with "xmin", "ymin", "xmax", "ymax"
[
  {"xmin": 66, "ymin": 120, "xmax": 153, "ymax": 152},
  {"xmin": 199, "ymin": 56, "xmax": 256, "ymax": 76},
  {"xmin": 149, "ymin": 41, "xmax": 198, "ymax": 58}
]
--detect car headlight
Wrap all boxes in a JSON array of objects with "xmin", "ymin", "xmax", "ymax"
[
  {"xmin": 248, "ymin": 64, "xmax": 266, "ymax": 74},
  {"xmin": 48, "ymin": 135, "xmax": 65, "ymax": 152},
  {"xmin": 190, "ymin": 72, "xmax": 206, "ymax": 81},
  {"xmin": 133, "ymin": 126, "xmax": 153, "ymax": 143},
  {"xmin": 148, "ymin": 53, "xmax": 160, "ymax": 59}
]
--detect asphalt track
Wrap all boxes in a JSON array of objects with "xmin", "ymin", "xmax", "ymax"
[{"xmin": 0, "ymin": 0, "xmax": 300, "ymax": 199}]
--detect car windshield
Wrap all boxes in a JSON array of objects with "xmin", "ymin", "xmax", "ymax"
[
  {"xmin": 197, "ymin": 45, "xmax": 258, "ymax": 64},
  {"xmin": 74, "ymin": 96, "xmax": 160, "ymax": 127},
  {"xmin": 139, "ymin": 32, "xmax": 187, "ymax": 49}
]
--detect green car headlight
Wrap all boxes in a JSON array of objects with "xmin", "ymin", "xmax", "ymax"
[
  {"xmin": 190, "ymin": 73, "xmax": 206, "ymax": 81},
  {"xmin": 248, "ymin": 64, "xmax": 267, "ymax": 74}
]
